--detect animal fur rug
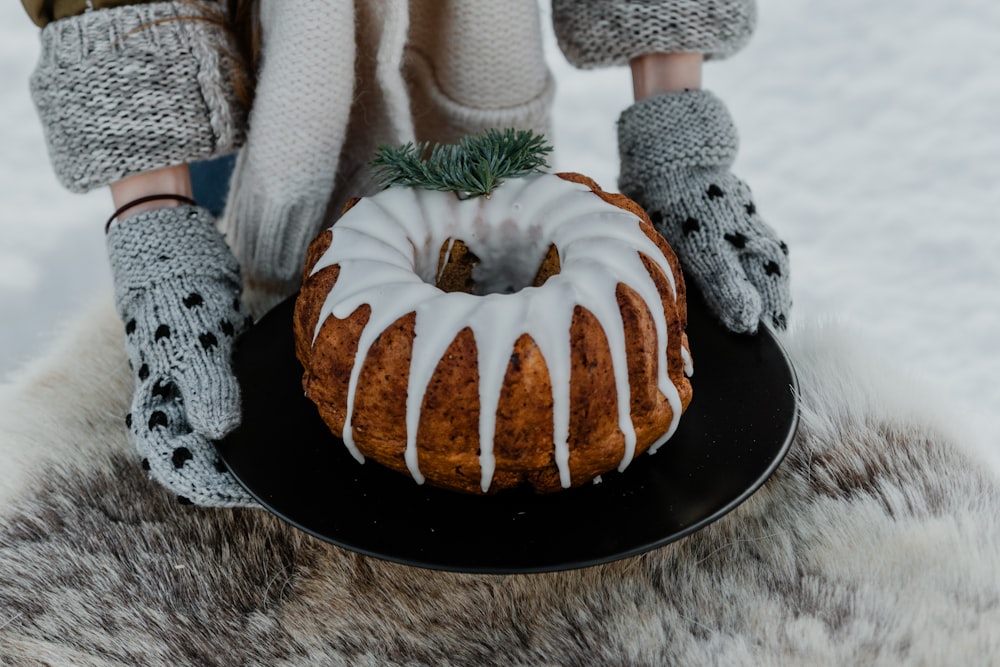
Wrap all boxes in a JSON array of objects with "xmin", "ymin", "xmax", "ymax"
[{"xmin": 0, "ymin": 295, "xmax": 998, "ymax": 666}]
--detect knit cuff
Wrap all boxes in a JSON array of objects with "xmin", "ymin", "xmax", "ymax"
[
  {"xmin": 221, "ymin": 151, "xmax": 333, "ymax": 296},
  {"xmin": 618, "ymin": 90, "xmax": 739, "ymax": 180},
  {"xmin": 107, "ymin": 205, "xmax": 241, "ymax": 305},
  {"xmin": 405, "ymin": 49, "xmax": 555, "ymax": 145},
  {"xmin": 552, "ymin": 0, "xmax": 756, "ymax": 69},
  {"xmin": 30, "ymin": 1, "xmax": 248, "ymax": 193}
]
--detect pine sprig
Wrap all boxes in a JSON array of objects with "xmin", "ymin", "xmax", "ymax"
[{"xmin": 370, "ymin": 129, "xmax": 553, "ymax": 199}]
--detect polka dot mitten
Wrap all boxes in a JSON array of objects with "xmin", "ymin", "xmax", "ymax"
[
  {"xmin": 106, "ymin": 205, "xmax": 259, "ymax": 508},
  {"xmin": 618, "ymin": 89, "xmax": 791, "ymax": 334}
]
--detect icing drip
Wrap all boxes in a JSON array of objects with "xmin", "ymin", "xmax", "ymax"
[
  {"xmin": 435, "ymin": 237, "xmax": 457, "ymax": 286},
  {"xmin": 310, "ymin": 174, "xmax": 684, "ymax": 491},
  {"xmin": 681, "ymin": 346, "xmax": 694, "ymax": 378}
]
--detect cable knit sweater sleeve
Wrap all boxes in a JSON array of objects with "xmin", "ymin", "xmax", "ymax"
[
  {"xmin": 220, "ymin": 0, "xmax": 356, "ymax": 297},
  {"xmin": 29, "ymin": 1, "xmax": 247, "ymax": 192},
  {"xmin": 551, "ymin": 0, "xmax": 757, "ymax": 68}
]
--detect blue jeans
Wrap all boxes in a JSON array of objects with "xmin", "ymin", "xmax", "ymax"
[{"xmin": 189, "ymin": 152, "xmax": 238, "ymax": 217}]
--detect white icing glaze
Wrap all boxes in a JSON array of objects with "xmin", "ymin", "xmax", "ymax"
[
  {"xmin": 309, "ymin": 174, "xmax": 685, "ymax": 491},
  {"xmin": 435, "ymin": 237, "xmax": 457, "ymax": 287},
  {"xmin": 681, "ymin": 346, "xmax": 694, "ymax": 378}
]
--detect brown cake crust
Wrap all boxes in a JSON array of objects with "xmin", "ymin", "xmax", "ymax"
[{"xmin": 293, "ymin": 173, "xmax": 692, "ymax": 494}]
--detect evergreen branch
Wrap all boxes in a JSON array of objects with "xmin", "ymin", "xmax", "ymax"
[{"xmin": 370, "ymin": 128, "xmax": 552, "ymax": 199}]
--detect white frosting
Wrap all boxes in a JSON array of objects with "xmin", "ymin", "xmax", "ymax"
[
  {"xmin": 435, "ymin": 238, "xmax": 457, "ymax": 287},
  {"xmin": 681, "ymin": 346, "xmax": 694, "ymax": 378},
  {"xmin": 309, "ymin": 174, "xmax": 685, "ymax": 491}
]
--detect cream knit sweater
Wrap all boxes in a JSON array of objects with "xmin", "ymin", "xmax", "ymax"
[{"xmin": 222, "ymin": 0, "xmax": 556, "ymax": 300}]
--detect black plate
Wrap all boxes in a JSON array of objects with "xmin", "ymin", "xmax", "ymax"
[{"xmin": 217, "ymin": 288, "xmax": 798, "ymax": 574}]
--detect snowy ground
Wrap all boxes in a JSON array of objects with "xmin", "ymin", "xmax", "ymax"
[{"xmin": 1, "ymin": 0, "xmax": 998, "ymax": 472}]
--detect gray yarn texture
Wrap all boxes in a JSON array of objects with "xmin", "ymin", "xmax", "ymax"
[
  {"xmin": 552, "ymin": 0, "xmax": 756, "ymax": 68},
  {"xmin": 107, "ymin": 205, "xmax": 257, "ymax": 508},
  {"xmin": 30, "ymin": 1, "xmax": 246, "ymax": 193},
  {"xmin": 618, "ymin": 90, "xmax": 791, "ymax": 334}
]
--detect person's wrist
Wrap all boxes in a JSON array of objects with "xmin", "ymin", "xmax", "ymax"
[
  {"xmin": 105, "ymin": 195, "xmax": 201, "ymax": 233},
  {"xmin": 629, "ymin": 52, "xmax": 704, "ymax": 100},
  {"xmin": 109, "ymin": 164, "xmax": 194, "ymax": 221}
]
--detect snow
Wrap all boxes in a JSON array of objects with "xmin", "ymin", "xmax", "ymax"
[{"xmin": 1, "ymin": 0, "xmax": 998, "ymax": 472}]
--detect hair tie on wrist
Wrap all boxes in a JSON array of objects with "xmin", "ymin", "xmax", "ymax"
[{"xmin": 106, "ymin": 194, "xmax": 198, "ymax": 233}]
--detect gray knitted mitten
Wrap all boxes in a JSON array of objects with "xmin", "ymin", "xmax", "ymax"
[
  {"xmin": 618, "ymin": 90, "xmax": 791, "ymax": 334},
  {"xmin": 107, "ymin": 205, "xmax": 257, "ymax": 507}
]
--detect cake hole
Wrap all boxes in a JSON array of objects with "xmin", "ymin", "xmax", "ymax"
[
  {"xmin": 433, "ymin": 238, "xmax": 561, "ymax": 295},
  {"xmin": 435, "ymin": 239, "xmax": 479, "ymax": 294}
]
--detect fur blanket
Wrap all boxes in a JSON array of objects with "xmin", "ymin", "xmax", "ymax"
[{"xmin": 0, "ymin": 295, "xmax": 998, "ymax": 666}]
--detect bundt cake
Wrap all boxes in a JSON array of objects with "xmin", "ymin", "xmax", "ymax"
[{"xmin": 293, "ymin": 172, "xmax": 693, "ymax": 494}]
